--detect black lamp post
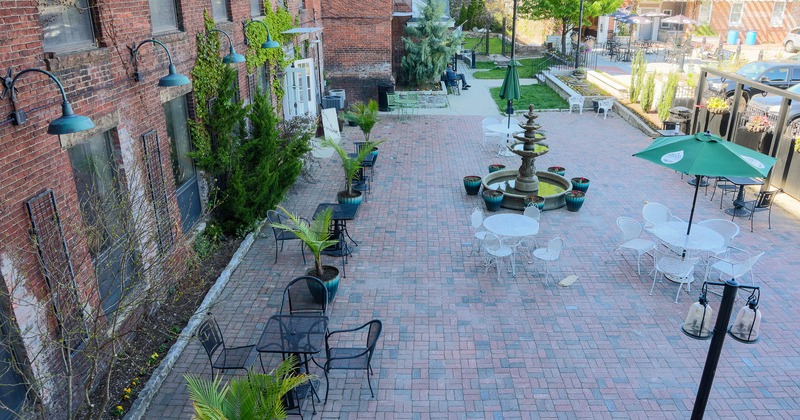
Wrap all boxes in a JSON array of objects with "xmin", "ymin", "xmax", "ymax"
[
  {"xmin": 574, "ymin": 0, "xmax": 585, "ymax": 69},
  {"xmin": 681, "ymin": 280, "xmax": 762, "ymax": 419}
]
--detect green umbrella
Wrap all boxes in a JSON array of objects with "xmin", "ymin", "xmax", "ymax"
[
  {"xmin": 499, "ymin": 60, "xmax": 521, "ymax": 128},
  {"xmin": 633, "ymin": 132, "xmax": 776, "ymax": 236}
]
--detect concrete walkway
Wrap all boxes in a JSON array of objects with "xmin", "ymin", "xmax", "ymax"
[{"xmin": 142, "ymin": 99, "xmax": 800, "ymax": 417}]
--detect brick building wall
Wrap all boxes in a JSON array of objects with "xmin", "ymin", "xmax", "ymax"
[
  {"xmin": 707, "ymin": 1, "xmax": 798, "ymax": 45},
  {"xmin": 0, "ymin": 0, "xmax": 318, "ymax": 415},
  {"xmin": 321, "ymin": 0, "xmax": 394, "ymax": 104}
]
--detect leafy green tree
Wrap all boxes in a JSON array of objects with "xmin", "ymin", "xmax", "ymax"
[
  {"xmin": 629, "ymin": 50, "xmax": 646, "ymax": 102},
  {"xmin": 518, "ymin": 0, "xmax": 622, "ymax": 54},
  {"xmin": 401, "ymin": 0, "xmax": 462, "ymax": 86}
]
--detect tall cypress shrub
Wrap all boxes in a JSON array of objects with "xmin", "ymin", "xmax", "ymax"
[
  {"xmin": 657, "ymin": 73, "xmax": 679, "ymax": 122},
  {"xmin": 641, "ymin": 72, "xmax": 656, "ymax": 112}
]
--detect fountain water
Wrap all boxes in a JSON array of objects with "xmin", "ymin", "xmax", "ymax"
[{"xmin": 482, "ymin": 105, "xmax": 571, "ymax": 210}]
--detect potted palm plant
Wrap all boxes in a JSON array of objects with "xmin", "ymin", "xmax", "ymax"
[
  {"xmin": 321, "ymin": 137, "xmax": 383, "ymax": 206},
  {"xmin": 342, "ymin": 100, "xmax": 379, "ymax": 143},
  {"xmin": 185, "ymin": 356, "xmax": 310, "ymax": 419},
  {"xmin": 272, "ymin": 205, "xmax": 341, "ymax": 302}
]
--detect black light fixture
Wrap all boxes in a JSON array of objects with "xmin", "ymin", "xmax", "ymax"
[
  {"xmin": 683, "ymin": 279, "xmax": 762, "ymax": 419},
  {"xmin": 209, "ymin": 28, "xmax": 246, "ymax": 64},
  {"xmin": 1, "ymin": 68, "xmax": 95, "ymax": 135},
  {"xmin": 243, "ymin": 20, "xmax": 281, "ymax": 49},
  {"xmin": 129, "ymin": 39, "xmax": 191, "ymax": 87}
]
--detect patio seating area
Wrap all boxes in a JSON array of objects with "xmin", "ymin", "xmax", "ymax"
[{"xmin": 144, "ymin": 111, "xmax": 800, "ymax": 418}]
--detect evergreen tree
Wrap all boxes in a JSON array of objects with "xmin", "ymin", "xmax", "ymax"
[
  {"xmin": 641, "ymin": 72, "xmax": 656, "ymax": 112},
  {"xmin": 401, "ymin": 0, "xmax": 462, "ymax": 86},
  {"xmin": 657, "ymin": 73, "xmax": 679, "ymax": 122}
]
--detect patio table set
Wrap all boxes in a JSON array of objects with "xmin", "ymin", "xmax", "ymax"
[
  {"xmin": 196, "ymin": 276, "xmax": 383, "ymax": 418},
  {"xmin": 614, "ymin": 132, "xmax": 776, "ymax": 303}
]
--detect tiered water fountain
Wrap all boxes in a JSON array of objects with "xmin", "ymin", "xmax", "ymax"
[{"xmin": 482, "ymin": 104, "xmax": 571, "ymax": 210}]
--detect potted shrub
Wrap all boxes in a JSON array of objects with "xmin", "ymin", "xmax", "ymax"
[
  {"xmin": 321, "ymin": 137, "xmax": 383, "ymax": 205},
  {"xmin": 523, "ymin": 195, "xmax": 545, "ymax": 209},
  {"xmin": 703, "ymin": 97, "xmax": 731, "ymax": 137},
  {"xmin": 272, "ymin": 205, "xmax": 341, "ymax": 302},
  {"xmin": 482, "ymin": 189, "xmax": 504, "ymax": 212},
  {"xmin": 736, "ymin": 114, "xmax": 772, "ymax": 153},
  {"xmin": 547, "ymin": 166, "xmax": 566, "ymax": 176}
]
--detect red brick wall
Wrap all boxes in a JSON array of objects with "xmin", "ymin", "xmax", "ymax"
[
  {"xmin": 321, "ymin": 0, "xmax": 394, "ymax": 103},
  {"xmin": 707, "ymin": 2, "xmax": 799, "ymax": 45},
  {"xmin": 0, "ymin": 0, "xmax": 301, "ymax": 414}
]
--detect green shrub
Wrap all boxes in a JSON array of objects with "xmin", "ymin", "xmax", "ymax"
[
  {"xmin": 695, "ymin": 25, "xmax": 717, "ymax": 37},
  {"xmin": 629, "ymin": 50, "xmax": 646, "ymax": 103}
]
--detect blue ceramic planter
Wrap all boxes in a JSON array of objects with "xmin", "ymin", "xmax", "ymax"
[
  {"xmin": 547, "ymin": 166, "xmax": 566, "ymax": 176},
  {"xmin": 463, "ymin": 176, "xmax": 482, "ymax": 195},
  {"xmin": 488, "ymin": 164, "xmax": 506, "ymax": 173},
  {"xmin": 482, "ymin": 190, "xmax": 504, "ymax": 212},
  {"xmin": 524, "ymin": 195, "xmax": 545, "ymax": 210},
  {"xmin": 571, "ymin": 177, "xmax": 590, "ymax": 193},
  {"xmin": 306, "ymin": 267, "xmax": 340, "ymax": 304},
  {"xmin": 564, "ymin": 190, "xmax": 585, "ymax": 212},
  {"xmin": 337, "ymin": 191, "xmax": 363, "ymax": 206}
]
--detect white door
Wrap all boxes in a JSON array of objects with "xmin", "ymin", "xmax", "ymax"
[{"xmin": 283, "ymin": 59, "xmax": 317, "ymax": 119}]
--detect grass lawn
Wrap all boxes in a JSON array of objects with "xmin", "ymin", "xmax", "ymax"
[
  {"xmin": 489, "ymin": 84, "xmax": 568, "ymax": 112},
  {"xmin": 472, "ymin": 58, "xmax": 548, "ymax": 79},
  {"xmin": 464, "ymin": 37, "xmax": 504, "ymax": 55}
]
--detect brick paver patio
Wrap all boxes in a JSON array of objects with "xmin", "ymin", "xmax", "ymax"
[{"xmin": 144, "ymin": 111, "xmax": 800, "ymax": 419}]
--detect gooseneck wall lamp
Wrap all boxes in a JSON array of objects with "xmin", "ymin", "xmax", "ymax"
[
  {"xmin": 209, "ymin": 28, "xmax": 246, "ymax": 64},
  {"xmin": 681, "ymin": 280, "xmax": 762, "ymax": 419},
  {"xmin": 129, "ymin": 39, "xmax": 191, "ymax": 87},
  {"xmin": 1, "ymin": 68, "xmax": 95, "ymax": 135},
  {"xmin": 243, "ymin": 20, "xmax": 281, "ymax": 49}
]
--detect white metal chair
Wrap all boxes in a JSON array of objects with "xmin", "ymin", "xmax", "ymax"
[
  {"xmin": 523, "ymin": 205, "xmax": 541, "ymax": 222},
  {"xmin": 596, "ymin": 98, "xmax": 614, "ymax": 119},
  {"xmin": 650, "ymin": 247, "xmax": 696, "ymax": 303},
  {"xmin": 482, "ymin": 233, "xmax": 513, "ymax": 282},
  {"xmin": 514, "ymin": 206, "xmax": 542, "ymax": 263},
  {"xmin": 615, "ymin": 217, "xmax": 656, "ymax": 275},
  {"xmin": 470, "ymin": 207, "xmax": 488, "ymax": 256},
  {"xmin": 642, "ymin": 202, "xmax": 683, "ymax": 233},
  {"xmin": 697, "ymin": 219, "xmax": 740, "ymax": 258},
  {"xmin": 532, "ymin": 237, "xmax": 563, "ymax": 285},
  {"xmin": 481, "ymin": 117, "xmax": 503, "ymax": 151},
  {"xmin": 704, "ymin": 249, "xmax": 763, "ymax": 286},
  {"xmin": 568, "ymin": 95, "xmax": 585, "ymax": 114}
]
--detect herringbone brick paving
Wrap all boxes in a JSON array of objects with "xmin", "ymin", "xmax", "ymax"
[{"xmin": 145, "ymin": 112, "xmax": 800, "ymax": 418}]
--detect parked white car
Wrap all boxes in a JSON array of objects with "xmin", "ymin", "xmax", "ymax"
[{"xmin": 783, "ymin": 27, "xmax": 800, "ymax": 53}]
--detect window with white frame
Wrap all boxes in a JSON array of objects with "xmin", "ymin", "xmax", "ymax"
[
  {"xmin": 771, "ymin": 1, "xmax": 787, "ymax": 27},
  {"xmin": 250, "ymin": 0, "xmax": 262, "ymax": 16},
  {"xmin": 211, "ymin": 0, "xmax": 229, "ymax": 21},
  {"xmin": 729, "ymin": 1, "xmax": 744, "ymax": 26},
  {"xmin": 660, "ymin": 10, "xmax": 672, "ymax": 29},
  {"xmin": 40, "ymin": 0, "xmax": 95, "ymax": 52},
  {"xmin": 698, "ymin": 1, "xmax": 712, "ymax": 25},
  {"xmin": 149, "ymin": 0, "xmax": 179, "ymax": 34}
]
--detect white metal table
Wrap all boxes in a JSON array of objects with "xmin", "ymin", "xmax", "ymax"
[
  {"xmin": 653, "ymin": 221, "xmax": 724, "ymax": 284},
  {"xmin": 483, "ymin": 214, "xmax": 540, "ymax": 275},
  {"xmin": 485, "ymin": 124, "xmax": 522, "ymax": 156}
]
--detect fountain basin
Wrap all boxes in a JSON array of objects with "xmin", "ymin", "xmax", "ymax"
[{"xmin": 481, "ymin": 169, "xmax": 571, "ymax": 211}]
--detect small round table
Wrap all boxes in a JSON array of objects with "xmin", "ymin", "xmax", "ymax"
[
  {"xmin": 653, "ymin": 221, "xmax": 724, "ymax": 284},
  {"xmin": 483, "ymin": 214, "xmax": 540, "ymax": 276},
  {"xmin": 486, "ymin": 124, "xmax": 522, "ymax": 157}
]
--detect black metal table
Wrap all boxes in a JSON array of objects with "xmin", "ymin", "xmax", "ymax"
[
  {"xmin": 314, "ymin": 203, "xmax": 360, "ymax": 249},
  {"xmin": 257, "ymin": 314, "xmax": 329, "ymax": 413},
  {"xmin": 724, "ymin": 177, "xmax": 764, "ymax": 217}
]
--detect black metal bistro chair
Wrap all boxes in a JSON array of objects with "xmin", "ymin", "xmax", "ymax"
[
  {"xmin": 323, "ymin": 320, "xmax": 382, "ymax": 403},
  {"xmin": 267, "ymin": 209, "xmax": 307, "ymax": 264},
  {"xmin": 280, "ymin": 276, "xmax": 329, "ymax": 315},
  {"xmin": 195, "ymin": 313, "xmax": 255, "ymax": 377},
  {"xmin": 743, "ymin": 189, "xmax": 781, "ymax": 232}
]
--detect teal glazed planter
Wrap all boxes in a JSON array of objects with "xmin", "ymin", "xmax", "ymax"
[
  {"xmin": 547, "ymin": 166, "xmax": 566, "ymax": 176},
  {"xmin": 488, "ymin": 164, "xmax": 506, "ymax": 173},
  {"xmin": 337, "ymin": 191, "xmax": 363, "ymax": 206},
  {"xmin": 306, "ymin": 267, "xmax": 341, "ymax": 304},
  {"xmin": 463, "ymin": 175, "xmax": 482, "ymax": 195},
  {"xmin": 564, "ymin": 190, "xmax": 586, "ymax": 212},
  {"xmin": 482, "ymin": 189, "xmax": 505, "ymax": 212},
  {"xmin": 571, "ymin": 177, "xmax": 590, "ymax": 193},
  {"xmin": 523, "ymin": 195, "xmax": 545, "ymax": 209}
]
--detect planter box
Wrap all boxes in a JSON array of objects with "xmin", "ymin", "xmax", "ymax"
[
  {"xmin": 734, "ymin": 127, "xmax": 772, "ymax": 154},
  {"xmin": 699, "ymin": 109, "xmax": 731, "ymax": 138}
]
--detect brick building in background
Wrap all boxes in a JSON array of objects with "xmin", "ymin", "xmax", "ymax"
[{"xmin": 0, "ymin": 0, "xmax": 322, "ymax": 416}]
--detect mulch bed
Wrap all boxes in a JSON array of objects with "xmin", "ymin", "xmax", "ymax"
[{"xmin": 83, "ymin": 237, "xmax": 243, "ymax": 419}]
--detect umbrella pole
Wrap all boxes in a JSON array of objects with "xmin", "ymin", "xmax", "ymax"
[{"xmin": 686, "ymin": 175, "xmax": 701, "ymax": 236}]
